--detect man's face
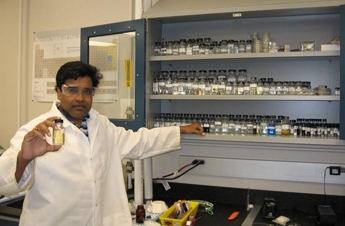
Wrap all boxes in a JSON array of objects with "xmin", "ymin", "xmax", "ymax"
[{"xmin": 57, "ymin": 76, "xmax": 93, "ymax": 126}]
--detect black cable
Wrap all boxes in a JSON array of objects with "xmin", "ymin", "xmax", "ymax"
[
  {"xmin": 323, "ymin": 166, "xmax": 330, "ymax": 204},
  {"xmin": 153, "ymin": 162, "xmax": 201, "ymax": 181}
]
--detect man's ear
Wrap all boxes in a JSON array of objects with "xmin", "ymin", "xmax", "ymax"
[{"xmin": 57, "ymin": 88, "xmax": 62, "ymax": 100}]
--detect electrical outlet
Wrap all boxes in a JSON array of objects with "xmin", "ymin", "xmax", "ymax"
[{"xmin": 329, "ymin": 166, "xmax": 341, "ymax": 175}]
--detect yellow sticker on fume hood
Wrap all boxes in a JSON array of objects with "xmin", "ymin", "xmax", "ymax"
[{"xmin": 125, "ymin": 59, "xmax": 132, "ymax": 88}]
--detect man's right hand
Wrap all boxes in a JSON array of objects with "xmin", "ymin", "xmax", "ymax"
[{"xmin": 16, "ymin": 116, "xmax": 62, "ymax": 182}]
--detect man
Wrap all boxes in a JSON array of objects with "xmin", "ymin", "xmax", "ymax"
[{"xmin": 0, "ymin": 61, "xmax": 204, "ymax": 226}]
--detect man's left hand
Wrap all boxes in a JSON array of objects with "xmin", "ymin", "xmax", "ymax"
[{"xmin": 180, "ymin": 123, "xmax": 205, "ymax": 136}]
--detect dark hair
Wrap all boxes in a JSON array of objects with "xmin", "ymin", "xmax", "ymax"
[{"xmin": 55, "ymin": 61, "xmax": 103, "ymax": 91}]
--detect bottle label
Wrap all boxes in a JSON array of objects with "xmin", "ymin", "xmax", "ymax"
[
  {"xmin": 153, "ymin": 83, "xmax": 158, "ymax": 92},
  {"xmin": 282, "ymin": 125, "xmax": 290, "ymax": 130},
  {"xmin": 179, "ymin": 48, "xmax": 186, "ymax": 53}
]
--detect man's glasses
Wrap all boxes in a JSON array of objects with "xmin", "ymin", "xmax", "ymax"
[{"xmin": 61, "ymin": 84, "xmax": 96, "ymax": 97}]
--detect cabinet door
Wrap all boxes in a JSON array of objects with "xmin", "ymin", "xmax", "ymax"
[{"xmin": 81, "ymin": 19, "xmax": 146, "ymax": 131}]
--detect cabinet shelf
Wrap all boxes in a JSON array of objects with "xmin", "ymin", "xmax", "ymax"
[
  {"xmin": 181, "ymin": 133, "xmax": 345, "ymax": 146},
  {"xmin": 150, "ymin": 51, "xmax": 340, "ymax": 62},
  {"xmin": 150, "ymin": 95, "xmax": 339, "ymax": 101}
]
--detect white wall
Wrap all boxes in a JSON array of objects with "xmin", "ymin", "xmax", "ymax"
[
  {"xmin": 0, "ymin": 0, "xmax": 133, "ymax": 149},
  {"xmin": 0, "ymin": 0, "xmax": 21, "ymax": 149}
]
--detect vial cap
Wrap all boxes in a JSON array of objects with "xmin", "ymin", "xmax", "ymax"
[{"xmin": 54, "ymin": 119, "xmax": 63, "ymax": 123}]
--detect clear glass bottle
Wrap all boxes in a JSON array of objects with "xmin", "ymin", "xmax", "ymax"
[
  {"xmin": 152, "ymin": 77, "xmax": 159, "ymax": 95},
  {"xmin": 269, "ymin": 81, "xmax": 276, "ymax": 95},
  {"xmin": 178, "ymin": 39, "xmax": 187, "ymax": 55},
  {"xmin": 275, "ymin": 120, "xmax": 282, "ymax": 135},
  {"xmin": 172, "ymin": 41, "xmax": 179, "ymax": 55},
  {"xmin": 185, "ymin": 75, "xmax": 193, "ymax": 95},
  {"xmin": 257, "ymin": 81, "xmax": 263, "ymax": 95},
  {"xmin": 198, "ymin": 74, "xmax": 206, "ymax": 95},
  {"xmin": 161, "ymin": 41, "xmax": 167, "ymax": 56},
  {"xmin": 234, "ymin": 118, "xmax": 241, "ymax": 134},
  {"xmin": 237, "ymin": 69, "xmax": 247, "ymax": 82},
  {"xmin": 243, "ymin": 81, "xmax": 250, "ymax": 95},
  {"xmin": 186, "ymin": 39, "xmax": 194, "ymax": 55},
  {"xmin": 158, "ymin": 71, "xmax": 167, "ymax": 95},
  {"xmin": 263, "ymin": 81, "xmax": 270, "ymax": 95},
  {"xmin": 221, "ymin": 114, "xmax": 229, "ymax": 134},
  {"xmin": 218, "ymin": 70, "xmax": 227, "ymax": 80},
  {"xmin": 199, "ymin": 43, "xmax": 206, "ymax": 55},
  {"xmin": 260, "ymin": 116, "xmax": 268, "ymax": 134},
  {"xmin": 249, "ymin": 77, "xmax": 258, "ymax": 95},
  {"xmin": 220, "ymin": 40, "xmax": 228, "ymax": 54},
  {"xmin": 276, "ymin": 82, "xmax": 283, "ymax": 95},
  {"xmin": 205, "ymin": 78, "xmax": 212, "ymax": 95},
  {"xmin": 193, "ymin": 38, "xmax": 202, "ymax": 55},
  {"xmin": 295, "ymin": 81, "xmax": 302, "ymax": 94},
  {"xmin": 227, "ymin": 70, "xmax": 237, "ymax": 82},
  {"xmin": 282, "ymin": 117, "xmax": 291, "ymax": 135},
  {"xmin": 218, "ymin": 76, "xmax": 226, "ymax": 95},
  {"xmin": 239, "ymin": 40, "xmax": 246, "ymax": 53},
  {"xmin": 208, "ymin": 70, "xmax": 217, "ymax": 80},
  {"xmin": 215, "ymin": 42, "xmax": 221, "ymax": 54},
  {"xmin": 153, "ymin": 116, "xmax": 160, "ymax": 128},
  {"xmin": 246, "ymin": 40, "xmax": 252, "ymax": 53},
  {"xmin": 53, "ymin": 119, "xmax": 64, "ymax": 145},
  {"xmin": 232, "ymin": 81, "xmax": 238, "ymax": 95},
  {"xmin": 204, "ymin": 38, "xmax": 212, "ymax": 55},
  {"xmin": 233, "ymin": 40, "xmax": 239, "ymax": 54},
  {"xmin": 288, "ymin": 81, "xmax": 296, "ymax": 95},
  {"xmin": 177, "ymin": 73, "xmax": 186, "ymax": 95},
  {"xmin": 246, "ymin": 119, "xmax": 253, "ymax": 134},
  {"xmin": 166, "ymin": 41, "xmax": 173, "ymax": 55},
  {"xmin": 227, "ymin": 40, "xmax": 234, "ymax": 54},
  {"xmin": 237, "ymin": 82, "xmax": 244, "ymax": 95},
  {"xmin": 228, "ymin": 115, "xmax": 235, "ymax": 133},
  {"xmin": 154, "ymin": 42, "xmax": 161, "ymax": 56},
  {"xmin": 225, "ymin": 81, "xmax": 233, "ymax": 95},
  {"xmin": 240, "ymin": 120, "xmax": 247, "ymax": 134},
  {"xmin": 164, "ymin": 74, "xmax": 173, "ymax": 94},
  {"xmin": 209, "ymin": 114, "xmax": 215, "ymax": 134},
  {"xmin": 211, "ymin": 78, "xmax": 220, "ymax": 95},
  {"xmin": 282, "ymin": 81, "xmax": 289, "ymax": 95},
  {"xmin": 191, "ymin": 77, "xmax": 199, "ymax": 95},
  {"xmin": 171, "ymin": 75, "xmax": 179, "ymax": 95}
]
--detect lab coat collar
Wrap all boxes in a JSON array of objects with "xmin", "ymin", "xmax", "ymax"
[
  {"xmin": 51, "ymin": 101, "xmax": 100, "ymax": 151},
  {"xmin": 51, "ymin": 101, "xmax": 99, "ymax": 123}
]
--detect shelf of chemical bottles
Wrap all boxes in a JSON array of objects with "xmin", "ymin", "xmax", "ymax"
[
  {"xmin": 149, "ymin": 51, "xmax": 340, "ymax": 62},
  {"xmin": 181, "ymin": 133, "xmax": 345, "ymax": 146},
  {"xmin": 149, "ymin": 94, "xmax": 340, "ymax": 101}
]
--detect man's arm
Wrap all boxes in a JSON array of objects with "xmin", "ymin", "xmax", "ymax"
[
  {"xmin": 15, "ymin": 116, "xmax": 62, "ymax": 182},
  {"xmin": 180, "ymin": 123, "xmax": 205, "ymax": 136}
]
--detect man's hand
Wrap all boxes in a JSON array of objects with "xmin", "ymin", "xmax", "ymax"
[
  {"xmin": 16, "ymin": 116, "xmax": 62, "ymax": 182},
  {"xmin": 180, "ymin": 123, "xmax": 205, "ymax": 136}
]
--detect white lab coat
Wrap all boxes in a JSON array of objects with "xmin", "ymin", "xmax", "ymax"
[{"xmin": 0, "ymin": 102, "xmax": 181, "ymax": 226}]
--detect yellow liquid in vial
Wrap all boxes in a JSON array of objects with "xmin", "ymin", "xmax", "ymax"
[{"xmin": 53, "ymin": 130, "xmax": 64, "ymax": 145}]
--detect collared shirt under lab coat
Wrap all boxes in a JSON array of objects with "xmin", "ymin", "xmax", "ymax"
[{"xmin": 0, "ymin": 102, "xmax": 181, "ymax": 226}]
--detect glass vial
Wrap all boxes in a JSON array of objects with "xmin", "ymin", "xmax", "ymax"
[
  {"xmin": 136, "ymin": 205, "xmax": 146, "ymax": 223},
  {"xmin": 53, "ymin": 119, "xmax": 64, "ymax": 145}
]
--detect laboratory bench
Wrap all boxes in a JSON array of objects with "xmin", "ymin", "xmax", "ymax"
[
  {"xmin": 152, "ymin": 183, "xmax": 345, "ymax": 226},
  {"xmin": 1, "ymin": 183, "xmax": 344, "ymax": 226}
]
